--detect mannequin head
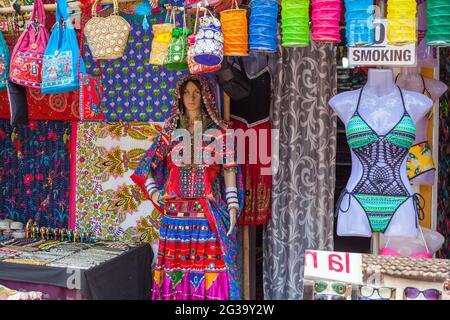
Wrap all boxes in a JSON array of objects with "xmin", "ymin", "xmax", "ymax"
[
  {"xmin": 180, "ymin": 80, "xmax": 203, "ymax": 116},
  {"xmin": 399, "ymin": 67, "xmax": 420, "ymax": 77}
]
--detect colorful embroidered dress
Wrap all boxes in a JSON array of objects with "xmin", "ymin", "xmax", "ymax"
[{"xmin": 131, "ymin": 75, "xmax": 243, "ymax": 300}]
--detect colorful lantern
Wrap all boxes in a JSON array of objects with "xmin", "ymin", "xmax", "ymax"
[
  {"xmin": 281, "ymin": 0, "xmax": 310, "ymax": 47},
  {"xmin": 387, "ymin": 0, "xmax": 417, "ymax": 45},
  {"xmin": 311, "ymin": 0, "xmax": 342, "ymax": 43},
  {"xmin": 220, "ymin": 0, "xmax": 249, "ymax": 56},
  {"xmin": 426, "ymin": 0, "xmax": 450, "ymax": 47},
  {"xmin": 344, "ymin": 0, "xmax": 375, "ymax": 47},
  {"xmin": 249, "ymin": 0, "xmax": 279, "ymax": 52}
]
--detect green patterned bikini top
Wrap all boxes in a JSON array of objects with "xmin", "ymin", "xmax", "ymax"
[{"xmin": 346, "ymin": 86, "xmax": 416, "ymax": 150}]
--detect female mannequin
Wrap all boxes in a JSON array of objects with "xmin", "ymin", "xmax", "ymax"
[
  {"xmin": 330, "ymin": 68, "xmax": 433, "ymax": 237},
  {"xmin": 131, "ymin": 75, "xmax": 244, "ymax": 300},
  {"xmin": 396, "ymin": 67, "xmax": 448, "ymax": 185}
]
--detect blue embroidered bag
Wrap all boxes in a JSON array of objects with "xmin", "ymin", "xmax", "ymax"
[
  {"xmin": 0, "ymin": 30, "xmax": 10, "ymax": 90},
  {"xmin": 42, "ymin": 0, "xmax": 85, "ymax": 94}
]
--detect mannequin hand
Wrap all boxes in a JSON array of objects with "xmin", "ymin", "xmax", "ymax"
[
  {"xmin": 227, "ymin": 208, "xmax": 237, "ymax": 236},
  {"xmin": 150, "ymin": 190, "xmax": 161, "ymax": 204}
]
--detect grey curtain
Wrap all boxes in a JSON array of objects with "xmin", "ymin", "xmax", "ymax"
[{"xmin": 263, "ymin": 40, "xmax": 337, "ymax": 300}]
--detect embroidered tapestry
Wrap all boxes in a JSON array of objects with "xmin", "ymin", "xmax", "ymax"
[
  {"xmin": 73, "ymin": 121, "xmax": 163, "ymax": 244},
  {"xmin": 0, "ymin": 120, "xmax": 71, "ymax": 228}
]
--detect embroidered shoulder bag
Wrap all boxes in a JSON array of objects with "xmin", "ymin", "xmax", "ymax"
[
  {"xmin": 149, "ymin": 7, "xmax": 173, "ymax": 66},
  {"xmin": 0, "ymin": 29, "xmax": 10, "ymax": 90},
  {"xmin": 192, "ymin": 8, "xmax": 223, "ymax": 67},
  {"xmin": 164, "ymin": 8, "xmax": 191, "ymax": 71},
  {"xmin": 42, "ymin": 0, "xmax": 85, "ymax": 94},
  {"xmin": 9, "ymin": 0, "xmax": 49, "ymax": 88},
  {"xmin": 187, "ymin": 6, "xmax": 221, "ymax": 74}
]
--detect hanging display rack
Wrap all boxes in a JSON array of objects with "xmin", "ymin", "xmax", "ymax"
[{"xmin": 0, "ymin": 0, "xmax": 208, "ymax": 14}]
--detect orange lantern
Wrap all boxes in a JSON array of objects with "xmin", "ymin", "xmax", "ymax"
[{"xmin": 220, "ymin": 0, "xmax": 248, "ymax": 56}]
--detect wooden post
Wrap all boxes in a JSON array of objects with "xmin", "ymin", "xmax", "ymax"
[
  {"xmin": 224, "ymin": 93, "xmax": 231, "ymax": 122},
  {"xmin": 223, "ymin": 93, "xmax": 250, "ymax": 300},
  {"xmin": 243, "ymin": 225, "xmax": 250, "ymax": 299},
  {"xmin": 371, "ymin": 233, "xmax": 380, "ymax": 255}
]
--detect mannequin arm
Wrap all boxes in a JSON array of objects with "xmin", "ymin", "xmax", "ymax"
[
  {"xmin": 224, "ymin": 169, "xmax": 237, "ymax": 236},
  {"xmin": 427, "ymin": 78, "xmax": 448, "ymax": 103}
]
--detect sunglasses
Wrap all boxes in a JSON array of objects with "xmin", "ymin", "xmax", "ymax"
[
  {"xmin": 314, "ymin": 280, "xmax": 347, "ymax": 295},
  {"xmin": 404, "ymin": 287, "xmax": 441, "ymax": 300},
  {"xmin": 314, "ymin": 293, "xmax": 347, "ymax": 301},
  {"xmin": 359, "ymin": 285, "xmax": 395, "ymax": 300}
]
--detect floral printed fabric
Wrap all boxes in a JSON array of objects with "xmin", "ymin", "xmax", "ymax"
[
  {"xmin": 74, "ymin": 122, "xmax": 163, "ymax": 243},
  {"xmin": 0, "ymin": 120, "xmax": 71, "ymax": 228},
  {"xmin": 0, "ymin": 89, "xmax": 80, "ymax": 121}
]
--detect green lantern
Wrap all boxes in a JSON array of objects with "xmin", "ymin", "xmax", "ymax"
[
  {"xmin": 281, "ymin": 0, "xmax": 310, "ymax": 47},
  {"xmin": 427, "ymin": 0, "xmax": 450, "ymax": 47}
]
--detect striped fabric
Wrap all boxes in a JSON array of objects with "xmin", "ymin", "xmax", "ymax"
[
  {"xmin": 347, "ymin": 114, "xmax": 416, "ymax": 150},
  {"xmin": 354, "ymin": 194, "xmax": 409, "ymax": 232},
  {"xmin": 346, "ymin": 115, "xmax": 378, "ymax": 148}
]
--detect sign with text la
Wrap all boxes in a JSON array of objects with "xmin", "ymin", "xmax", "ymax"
[
  {"xmin": 304, "ymin": 250, "xmax": 362, "ymax": 284},
  {"xmin": 348, "ymin": 19, "xmax": 416, "ymax": 66}
]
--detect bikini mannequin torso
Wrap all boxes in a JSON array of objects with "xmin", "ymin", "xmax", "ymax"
[
  {"xmin": 395, "ymin": 67, "xmax": 448, "ymax": 185},
  {"xmin": 329, "ymin": 69, "xmax": 433, "ymax": 237}
]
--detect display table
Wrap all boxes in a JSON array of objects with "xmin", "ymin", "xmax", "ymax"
[{"xmin": 0, "ymin": 241, "xmax": 153, "ymax": 300}]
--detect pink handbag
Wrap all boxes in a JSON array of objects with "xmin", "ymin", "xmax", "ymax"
[{"xmin": 9, "ymin": 0, "xmax": 49, "ymax": 88}]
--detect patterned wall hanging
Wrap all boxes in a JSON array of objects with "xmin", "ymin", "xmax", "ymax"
[
  {"xmin": 0, "ymin": 91, "xmax": 9, "ymax": 118},
  {"xmin": 0, "ymin": 120, "xmax": 71, "ymax": 228},
  {"xmin": 0, "ymin": 88, "xmax": 80, "ymax": 120},
  {"xmin": 73, "ymin": 121, "xmax": 163, "ymax": 244},
  {"xmin": 83, "ymin": 2, "xmax": 188, "ymax": 122}
]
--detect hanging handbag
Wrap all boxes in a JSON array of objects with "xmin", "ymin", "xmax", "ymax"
[
  {"xmin": 84, "ymin": 0, "xmax": 131, "ymax": 60},
  {"xmin": 188, "ymin": 6, "xmax": 221, "ymax": 75},
  {"xmin": 164, "ymin": 8, "xmax": 191, "ymax": 71},
  {"xmin": 192, "ymin": 8, "xmax": 223, "ymax": 67},
  {"xmin": 9, "ymin": 0, "xmax": 49, "ymax": 88},
  {"xmin": 149, "ymin": 7, "xmax": 173, "ymax": 66},
  {"xmin": 42, "ymin": 0, "xmax": 85, "ymax": 94},
  {"xmin": 0, "ymin": 29, "xmax": 10, "ymax": 90},
  {"xmin": 79, "ymin": 9, "xmax": 104, "ymax": 120},
  {"xmin": 215, "ymin": 57, "xmax": 250, "ymax": 100},
  {"xmin": 185, "ymin": 0, "xmax": 243, "ymax": 13}
]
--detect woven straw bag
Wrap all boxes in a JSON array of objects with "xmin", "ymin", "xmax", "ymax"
[{"xmin": 84, "ymin": 0, "xmax": 131, "ymax": 60}]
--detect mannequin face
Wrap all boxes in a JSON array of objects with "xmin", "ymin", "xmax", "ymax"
[{"xmin": 182, "ymin": 81, "xmax": 202, "ymax": 114}]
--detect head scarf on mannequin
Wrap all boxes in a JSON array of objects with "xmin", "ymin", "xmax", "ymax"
[{"xmin": 161, "ymin": 74, "xmax": 230, "ymax": 136}]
